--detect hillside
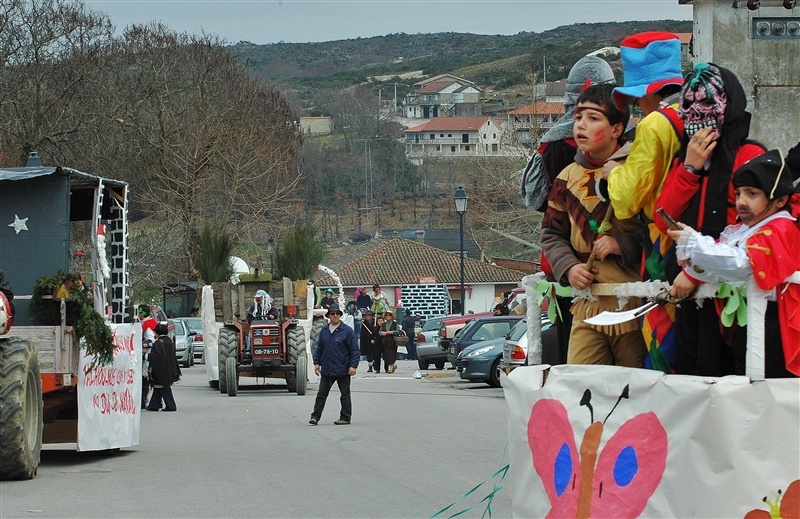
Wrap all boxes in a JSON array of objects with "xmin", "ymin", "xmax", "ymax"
[{"xmin": 230, "ymin": 19, "xmax": 692, "ymax": 107}]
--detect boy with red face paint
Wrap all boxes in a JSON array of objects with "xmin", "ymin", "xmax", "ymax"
[
  {"xmin": 655, "ymin": 63, "xmax": 766, "ymax": 377},
  {"xmin": 666, "ymin": 150, "xmax": 800, "ymax": 378},
  {"xmin": 541, "ymin": 84, "xmax": 645, "ymax": 367}
]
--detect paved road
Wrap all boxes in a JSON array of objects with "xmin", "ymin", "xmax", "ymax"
[{"xmin": 0, "ymin": 360, "xmax": 513, "ymax": 518}]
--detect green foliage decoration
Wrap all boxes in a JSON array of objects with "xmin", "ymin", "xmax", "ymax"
[
  {"xmin": 275, "ymin": 224, "xmax": 324, "ymax": 280},
  {"xmin": 193, "ymin": 221, "xmax": 236, "ymax": 284},
  {"xmin": 28, "ymin": 270, "xmax": 115, "ymax": 367}
]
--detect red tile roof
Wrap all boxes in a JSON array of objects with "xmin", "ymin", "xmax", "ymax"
[
  {"xmin": 416, "ymin": 81, "xmax": 455, "ymax": 94},
  {"xmin": 404, "ymin": 116, "xmax": 492, "ymax": 133},
  {"xmin": 315, "ymin": 237, "xmax": 524, "ymax": 287},
  {"xmin": 508, "ymin": 102, "xmax": 565, "ymax": 116}
]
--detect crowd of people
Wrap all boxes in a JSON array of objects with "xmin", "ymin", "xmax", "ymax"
[{"xmin": 535, "ymin": 31, "xmax": 799, "ymax": 379}]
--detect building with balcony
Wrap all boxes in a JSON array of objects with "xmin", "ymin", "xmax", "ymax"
[
  {"xmin": 403, "ymin": 116, "xmax": 516, "ymax": 161},
  {"xmin": 404, "ymin": 74, "xmax": 482, "ymax": 119}
]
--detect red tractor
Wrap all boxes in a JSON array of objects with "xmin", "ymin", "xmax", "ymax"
[{"xmin": 217, "ymin": 308, "xmax": 307, "ymax": 397}]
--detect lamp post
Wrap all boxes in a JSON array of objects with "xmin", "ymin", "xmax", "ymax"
[
  {"xmin": 454, "ymin": 186, "xmax": 469, "ymax": 315},
  {"xmin": 267, "ymin": 237, "xmax": 276, "ymax": 278}
]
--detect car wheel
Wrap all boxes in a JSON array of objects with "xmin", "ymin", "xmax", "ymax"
[
  {"xmin": 417, "ymin": 359, "xmax": 429, "ymax": 370},
  {"xmin": 488, "ymin": 358, "xmax": 501, "ymax": 388},
  {"xmin": 434, "ymin": 360, "xmax": 445, "ymax": 370}
]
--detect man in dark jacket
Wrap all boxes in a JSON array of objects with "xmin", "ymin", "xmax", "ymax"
[
  {"xmin": 145, "ymin": 323, "xmax": 182, "ymax": 412},
  {"xmin": 309, "ymin": 304, "xmax": 359, "ymax": 425}
]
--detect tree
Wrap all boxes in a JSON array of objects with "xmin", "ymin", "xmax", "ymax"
[
  {"xmin": 192, "ymin": 221, "xmax": 235, "ymax": 284},
  {"xmin": 275, "ymin": 224, "xmax": 324, "ymax": 280}
]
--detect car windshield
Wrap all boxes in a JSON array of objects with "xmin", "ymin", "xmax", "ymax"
[
  {"xmin": 422, "ymin": 317, "xmax": 443, "ymax": 332},
  {"xmin": 183, "ymin": 318, "xmax": 202, "ymax": 333},
  {"xmin": 509, "ymin": 319, "xmax": 528, "ymax": 341}
]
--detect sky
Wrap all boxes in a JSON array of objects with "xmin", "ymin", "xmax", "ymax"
[{"xmin": 82, "ymin": 0, "xmax": 692, "ymax": 45}]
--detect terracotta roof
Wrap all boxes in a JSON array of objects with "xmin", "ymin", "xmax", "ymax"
[
  {"xmin": 416, "ymin": 81, "xmax": 455, "ymax": 94},
  {"xmin": 314, "ymin": 237, "xmax": 524, "ymax": 287},
  {"xmin": 415, "ymin": 73, "xmax": 477, "ymax": 87},
  {"xmin": 404, "ymin": 116, "xmax": 492, "ymax": 133},
  {"xmin": 508, "ymin": 102, "xmax": 565, "ymax": 116},
  {"xmin": 676, "ymin": 33, "xmax": 692, "ymax": 44}
]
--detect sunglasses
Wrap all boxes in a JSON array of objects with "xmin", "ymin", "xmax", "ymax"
[{"xmin": 328, "ymin": 311, "xmax": 342, "ymax": 316}]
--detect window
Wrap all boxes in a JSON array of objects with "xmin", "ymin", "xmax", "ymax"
[
  {"xmin": 465, "ymin": 145, "xmax": 470, "ymax": 151},
  {"xmin": 493, "ymin": 133, "xmax": 496, "ymax": 139},
  {"xmin": 440, "ymin": 133, "xmax": 444, "ymax": 137},
  {"xmin": 448, "ymin": 133, "xmax": 452, "ymax": 137},
  {"xmin": 430, "ymin": 134, "xmax": 435, "ymax": 140},
  {"xmin": 451, "ymin": 146, "xmax": 456, "ymax": 154},
  {"xmin": 492, "ymin": 143, "xmax": 498, "ymax": 152},
  {"xmin": 436, "ymin": 145, "xmax": 441, "ymax": 151},
  {"xmin": 462, "ymin": 134, "xmax": 469, "ymax": 143}
]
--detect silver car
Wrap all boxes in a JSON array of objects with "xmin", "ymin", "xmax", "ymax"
[
  {"xmin": 181, "ymin": 317, "xmax": 204, "ymax": 363},
  {"xmin": 173, "ymin": 319, "xmax": 195, "ymax": 368}
]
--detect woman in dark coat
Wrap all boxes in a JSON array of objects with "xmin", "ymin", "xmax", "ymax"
[{"xmin": 145, "ymin": 323, "xmax": 181, "ymax": 411}]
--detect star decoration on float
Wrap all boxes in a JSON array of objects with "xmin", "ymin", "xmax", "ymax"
[{"xmin": 8, "ymin": 214, "xmax": 28, "ymax": 234}]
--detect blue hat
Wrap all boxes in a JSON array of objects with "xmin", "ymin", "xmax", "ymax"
[
  {"xmin": 612, "ymin": 32, "xmax": 684, "ymax": 110},
  {"xmin": 325, "ymin": 304, "xmax": 342, "ymax": 317}
]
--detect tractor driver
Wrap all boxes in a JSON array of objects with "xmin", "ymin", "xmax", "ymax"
[{"xmin": 244, "ymin": 290, "xmax": 278, "ymax": 357}]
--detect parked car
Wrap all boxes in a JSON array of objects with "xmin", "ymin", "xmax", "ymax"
[
  {"xmin": 456, "ymin": 336, "xmax": 510, "ymax": 388},
  {"xmin": 416, "ymin": 316, "xmax": 452, "ymax": 370},
  {"xmin": 181, "ymin": 317, "xmax": 204, "ymax": 363},
  {"xmin": 501, "ymin": 314, "xmax": 558, "ymax": 370},
  {"xmin": 172, "ymin": 318, "xmax": 195, "ymax": 368},
  {"xmin": 446, "ymin": 315, "xmax": 524, "ymax": 367},
  {"xmin": 438, "ymin": 287, "xmax": 528, "ymax": 354}
]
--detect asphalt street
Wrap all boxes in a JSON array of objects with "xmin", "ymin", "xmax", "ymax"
[{"xmin": 0, "ymin": 360, "xmax": 513, "ymax": 518}]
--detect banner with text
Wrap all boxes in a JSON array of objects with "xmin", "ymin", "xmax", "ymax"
[
  {"xmin": 78, "ymin": 323, "xmax": 141, "ymax": 451},
  {"xmin": 503, "ymin": 365, "xmax": 800, "ymax": 518}
]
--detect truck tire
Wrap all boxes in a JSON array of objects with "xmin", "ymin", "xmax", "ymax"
[
  {"xmin": 418, "ymin": 359, "xmax": 430, "ymax": 370},
  {"xmin": 285, "ymin": 325, "xmax": 307, "ymax": 395},
  {"xmin": 309, "ymin": 316, "xmax": 324, "ymax": 359},
  {"xmin": 0, "ymin": 338, "xmax": 43, "ymax": 480},
  {"xmin": 225, "ymin": 356, "xmax": 238, "ymax": 397},
  {"xmin": 218, "ymin": 327, "xmax": 238, "ymax": 395}
]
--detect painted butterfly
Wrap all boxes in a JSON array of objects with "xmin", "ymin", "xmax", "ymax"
[
  {"xmin": 528, "ymin": 385, "xmax": 668, "ymax": 518},
  {"xmin": 744, "ymin": 479, "xmax": 800, "ymax": 519}
]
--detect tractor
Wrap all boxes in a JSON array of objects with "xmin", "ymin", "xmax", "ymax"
[{"xmin": 217, "ymin": 306, "xmax": 307, "ymax": 397}]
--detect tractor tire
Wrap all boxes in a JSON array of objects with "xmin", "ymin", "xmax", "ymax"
[
  {"xmin": 309, "ymin": 317, "xmax": 324, "ymax": 359},
  {"xmin": 285, "ymin": 325, "xmax": 307, "ymax": 395},
  {"xmin": 225, "ymin": 356, "xmax": 238, "ymax": 397},
  {"xmin": 0, "ymin": 338, "xmax": 43, "ymax": 480},
  {"xmin": 218, "ymin": 327, "xmax": 238, "ymax": 395}
]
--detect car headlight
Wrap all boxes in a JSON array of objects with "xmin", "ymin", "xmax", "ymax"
[{"xmin": 466, "ymin": 346, "xmax": 494, "ymax": 357}]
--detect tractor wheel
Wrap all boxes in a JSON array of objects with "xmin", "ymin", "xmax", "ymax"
[
  {"xmin": 309, "ymin": 317, "xmax": 324, "ymax": 358},
  {"xmin": 225, "ymin": 356, "xmax": 238, "ymax": 397},
  {"xmin": 0, "ymin": 338, "xmax": 43, "ymax": 480},
  {"xmin": 218, "ymin": 327, "xmax": 238, "ymax": 395},
  {"xmin": 285, "ymin": 325, "xmax": 307, "ymax": 394}
]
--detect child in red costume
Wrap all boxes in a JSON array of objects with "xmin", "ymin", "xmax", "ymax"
[{"xmin": 667, "ymin": 150, "xmax": 800, "ymax": 378}]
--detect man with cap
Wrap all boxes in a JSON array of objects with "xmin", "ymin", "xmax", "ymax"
[
  {"xmin": 310, "ymin": 303, "xmax": 360, "ymax": 425},
  {"xmin": 666, "ymin": 150, "xmax": 800, "ymax": 378},
  {"xmin": 320, "ymin": 288, "xmax": 336, "ymax": 309}
]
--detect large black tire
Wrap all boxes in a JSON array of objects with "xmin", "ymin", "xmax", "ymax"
[
  {"xmin": 285, "ymin": 325, "xmax": 307, "ymax": 395},
  {"xmin": 417, "ymin": 359, "xmax": 430, "ymax": 370},
  {"xmin": 294, "ymin": 355, "xmax": 307, "ymax": 396},
  {"xmin": 434, "ymin": 360, "xmax": 445, "ymax": 370},
  {"xmin": 225, "ymin": 356, "xmax": 238, "ymax": 397},
  {"xmin": 218, "ymin": 327, "xmax": 238, "ymax": 395},
  {"xmin": 488, "ymin": 358, "xmax": 502, "ymax": 388},
  {"xmin": 309, "ymin": 317, "xmax": 324, "ymax": 359},
  {"xmin": 0, "ymin": 338, "xmax": 43, "ymax": 480}
]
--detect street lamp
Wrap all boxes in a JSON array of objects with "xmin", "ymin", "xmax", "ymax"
[
  {"xmin": 267, "ymin": 237, "xmax": 276, "ymax": 278},
  {"xmin": 454, "ymin": 186, "xmax": 469, "ymax": 315}
]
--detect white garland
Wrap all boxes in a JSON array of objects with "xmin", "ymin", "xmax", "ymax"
[
  {"xmin": 317, "ymin": 264, "xmax": 346, "ymax": 308},
  {"xmin": 96, "ymin": 233, "xmax": 111, "ymax": 280}
]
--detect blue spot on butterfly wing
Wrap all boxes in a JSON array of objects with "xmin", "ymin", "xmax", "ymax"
[
  {"xmin": 613, "ymin": 446, "xmax": 638, "ymax": 487},
  {"xmin": 554, "ymin": 443, "xmax": 573, "ymax": 496}
]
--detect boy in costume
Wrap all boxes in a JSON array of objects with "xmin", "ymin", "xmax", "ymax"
[
  {"xmin": 667, "ymin": 150, "xmax": 800, "ymax": 378},
  {"xmin": 541, "ymin": 84, "xmax": 644, "ymax": 367}
]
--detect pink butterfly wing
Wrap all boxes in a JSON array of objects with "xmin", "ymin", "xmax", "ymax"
[
  {"xmin": 529, "ymin": 399, "xmax": 581, "ymax": 517},
  {"xmin": 590, "ymin": 411, "xmax": 668, "ymax": 518}
]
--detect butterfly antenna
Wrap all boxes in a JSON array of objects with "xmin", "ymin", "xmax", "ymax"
[
  {"xmin": 603, "ymin": 384, "xmax": 630, "ymax": 424},
  {"xmin": 580, "ymin": 389, "xmax": 594, "ymax": 423}
]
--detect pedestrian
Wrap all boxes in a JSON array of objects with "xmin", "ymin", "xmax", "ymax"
[
  {"xmin": 372, "ymin": 315, "xmax": 386, "ymax": 373},
  {"xmin": 137, "ymin": 304, "xmax": 157, "ymax": 408},
  {"xmin": 370, "ymin": 284, "xmax": 388, "ymax": 315},
  {"xmin": 320, "ymin": 288, "xmax": 336, "ymax": 309},
  {"xmin": 666, "ymin": 150, "xmax": 800, "ymax": 378},
  {"xmin": 656, "ymin": 63, "xmax": 766, "ymax": 377},
  {"xmin": 355, "ymin": 286, "xmax": 372, "ymax": 313},
  {"xmin": 145, "ymin": 322, "xmax": 181, "ymax": 411},
  {"xmin": 309, "ymin": 304, "xmax": 360, "ymax": 425},
  {"xmin": 379, "ymin": 310, "xmax": 400, "ymax": 373},
  {"xmin": 541, "ymin": 83, "xmax": 646, "ymax": 368},
  {"xmin": 360, "ymin": 310, "xmax": 376, "ymax": 372},
  {"xmin": 401, "ymin": 308, "xmax": 417, "ymax": 361}
]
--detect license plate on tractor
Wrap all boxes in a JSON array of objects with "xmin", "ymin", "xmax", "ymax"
[{"xmin": 254, "ymin": 347, "xmax": 280, "ymax": 356}]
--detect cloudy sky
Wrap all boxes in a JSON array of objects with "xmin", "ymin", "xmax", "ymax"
[{"xmin": 83, "ymin": 0, "xmax": 692, "ymax": 45}]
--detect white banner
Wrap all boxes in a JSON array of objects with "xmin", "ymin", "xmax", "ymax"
[
  {"xmin": 77, "ymin": 323, "xmax": 141, "ymax": 451},
  {"xmin": 503, "ymin": 365, "xmax": 800, "ymax": 518}
]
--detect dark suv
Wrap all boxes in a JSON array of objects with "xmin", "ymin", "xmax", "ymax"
[{"xmin": 445, "ymin": 315, "xmax": 524, "ymax": 367}]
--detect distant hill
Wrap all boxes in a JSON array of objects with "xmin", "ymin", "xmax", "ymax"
[{"xmin": 229, "ymin": 19, "xmax": 691, "ymax": 110}]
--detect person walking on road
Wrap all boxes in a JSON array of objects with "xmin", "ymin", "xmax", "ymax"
[
  {"xmin": 401, "ymin": 309, "xmax": 417, "ymax": 361},
  {"xmin": 145, "ymin": 322, "xmax": 181, "ymax": 412},
  {"xmin": 310, "ymin": 304, "xmax": 360, "ymax": 425},
  {"xmin": 360, "ymin": 310, "xmax": 376, "ymax": 372},
  {"xmin": 380, "ymin": 310, "xmax": 400, "ymax": 373}
]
